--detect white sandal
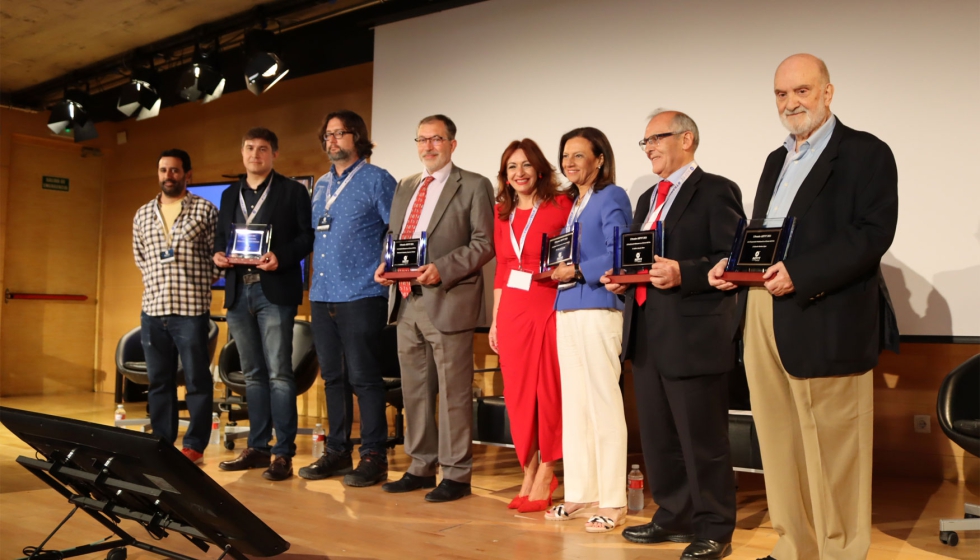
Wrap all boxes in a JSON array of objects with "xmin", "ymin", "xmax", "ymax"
[
  {"xmin": 584, "ymin": 511, "xmax": 626, "ymax": 533},
  {"xmin": 544, "ymin": 503, "xmax": 594, "ymax": 522}
]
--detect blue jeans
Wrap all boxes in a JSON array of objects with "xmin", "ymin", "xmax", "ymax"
[
  {"xmin": 140, "ymin": 312, "xmax": 213, "ymax": 452},
  {"xmin": 226, "ymin": 282, "xmax": 298, "ymax": 457},
  {"xmin": 311, "ymin": 298, "xmax": 389, "ymax": 456}
]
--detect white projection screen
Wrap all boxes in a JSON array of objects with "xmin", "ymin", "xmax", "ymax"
[{"xmin": 372, "ymin": 0, "xmax": 980, "ymax": 337}]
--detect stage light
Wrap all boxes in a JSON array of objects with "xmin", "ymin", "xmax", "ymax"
[
  {"xmin": 244, "ymin": 29, "xmax": 289, "ymax": 96},
  {"xmin": 117, "ymin": 67, "xmax": 161, "ymax": 121},
  {"xmin": 178, "ymin": 41, "xmax": 225, "ymax": 104},
  {"xmin": 47, "ymin": 89, "xmax": 98, "ymax": 142}
]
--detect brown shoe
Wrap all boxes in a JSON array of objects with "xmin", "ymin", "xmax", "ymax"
[
  {"xmin": 262, "ymin": 455, "xmax": 293, "ymax": 481},
  {"xmin": 218, "ymin": 448, "xmax": 271, "ymax": 471}
]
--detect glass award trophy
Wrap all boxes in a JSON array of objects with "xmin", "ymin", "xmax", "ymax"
[
  {"xmin": 380, "ymin": 232, "xmax": 428, "ymax": 280},
  {"xmin": 226, "ymin": 223, "xmax": 272, "ymax": 265},
  {"xmin": 721, "ymin": 217, "xmax": 797, "ymax": 286},
  {"xmin": 533, "ymin": 223, "xmax": 580, "ymax": 281},
  {"xmin": 608, "ymin": 223, "xmax": 664, "ymax": 284}
]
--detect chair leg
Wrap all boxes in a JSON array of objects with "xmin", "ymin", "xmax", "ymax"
[{"xmin": 938, "ymin": 502, "xmax": 980, "ymax": 546}]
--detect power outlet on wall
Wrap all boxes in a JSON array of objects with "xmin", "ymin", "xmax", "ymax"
[{"xmin": 913, "ymin": 415, "xmax": 931, "ymax": 434}]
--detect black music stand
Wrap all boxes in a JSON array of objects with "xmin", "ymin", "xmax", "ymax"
[{"xmin": 0, "ymin": 406, "xmax": 290, "ymax": 560}]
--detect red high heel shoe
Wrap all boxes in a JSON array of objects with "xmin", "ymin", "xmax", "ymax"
[
  {"xmin": 507, "ymin": 495, "xmax": 528, "ymax": 509},
  {"xmin": 518, "ymin": 475, "xmax": 559, "ymax": 513}
]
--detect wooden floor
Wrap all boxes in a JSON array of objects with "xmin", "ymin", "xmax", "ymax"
[{"xmin": 0, "ymin": 393, "xmax": 975, "ymax": 559}]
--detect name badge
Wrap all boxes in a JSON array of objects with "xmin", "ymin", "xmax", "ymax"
[
  {"xmin": 159, "ymin": 248, "xmax": 175, "ymax": 263},
  {"xmin": 507, "ymin": 269, "xmax": 532, "ymax": 291},
  {"xmin": 317, "ymin": 215, "xmax": 333, "ymax": 231}
]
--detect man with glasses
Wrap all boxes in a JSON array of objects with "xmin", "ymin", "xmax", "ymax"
[
  {"xmin": 603, "ymin": 110, "xmax": 743, "ymax": 559},
  {"xmin": 298, "ymin": 110, "xmax": 397, "ymax": 487},
  {"xmin": 214, "ymin": 127, "xmax": 315, "ymax": 481},
  {"xmin": 709, "ymin": 54, "xmax": 898, "ymax": 560},
  {"xmin": 374, "ymin": 114, "xmax": 494, "ymax": 502}
]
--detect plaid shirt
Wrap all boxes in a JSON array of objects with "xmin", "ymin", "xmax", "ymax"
[{"xmin": 133, "ymin": 192, "xmax": 218, "ymax": 316}]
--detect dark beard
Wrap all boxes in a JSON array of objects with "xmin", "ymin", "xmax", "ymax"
[{"xmin": 161, "ymin": 180, "xmax": 185, "ymax": 198}]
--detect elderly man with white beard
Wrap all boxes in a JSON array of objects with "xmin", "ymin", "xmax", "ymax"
[{"xmin": 708, "ymin": 54, "xmax": 898, "ymax": 560}]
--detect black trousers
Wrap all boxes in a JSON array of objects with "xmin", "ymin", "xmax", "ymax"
[{"xmin": 631, "ymin": 307, "xmax": 736, "ymax": 543}]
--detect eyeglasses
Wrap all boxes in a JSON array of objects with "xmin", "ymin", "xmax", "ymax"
[
  {"xmin": 414, "ymin": 135, "xmax": 447, "ymax": 146},
  {"xmin": 323, "ymin": 130, "xmax": 352, "ymax": 141},
  {"xmin": 638, "ymin": 131, "xmax": 683, "ymax": 149}
]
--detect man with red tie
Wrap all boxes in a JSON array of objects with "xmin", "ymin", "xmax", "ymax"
[
  {"xmin": 603, "ymin": 110, "xmax": 744, "ymax": 559},
  {"xmin": 374, "ymin": 115, "xmax": 495, "ymax": 502}
]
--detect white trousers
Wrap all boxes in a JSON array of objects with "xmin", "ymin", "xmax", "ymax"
[{"xmin": 556, "ymin": 308, "xmax": 627, "ymax": 508}]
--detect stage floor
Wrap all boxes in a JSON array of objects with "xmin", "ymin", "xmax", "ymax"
[{"xmin": 0, "ymin": 393, "xmax": 975, "ymax": 559}]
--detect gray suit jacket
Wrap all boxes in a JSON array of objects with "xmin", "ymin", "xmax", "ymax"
[{"xmin": 386, "ymin": 164, "xmax": 495, "ymax": 332}]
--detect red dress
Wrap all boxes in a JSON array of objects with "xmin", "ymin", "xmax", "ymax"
[{"xmin": 493, "ymin": 196, "xmax": 573, "ymax": 464}]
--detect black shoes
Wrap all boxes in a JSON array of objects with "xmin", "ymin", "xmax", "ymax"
[
  {"xmin": 681, "ymin": 539, "xmax": 732, "ymax": 559},
  {"xmin": 622, "ymin": 522, "xmax": 696, "ymax": 544},
  {"xmin": 218, "ymin": 448, "xmax": 271, "ymax": 471},
  {"xmin": 262, "ymin": 455, "xmax": 293, "ymax": 481},
  {"xmin": 343, "ymin": 453, "xmax": 389, "ymax": 487},
  {"xmin": 298, "ymin": 451, "xmax": 353, "ymax": 480},
  {"xmin": 424, "ymin": 479, "xmax": 471, "ymax": 503},
  {"xmin": 382, "ymin": 472, "xmax": 436, "ymax": 493}
]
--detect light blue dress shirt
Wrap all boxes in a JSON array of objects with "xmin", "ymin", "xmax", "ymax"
[
  {"xmin": 310, "ymin": 159, "xmax": 396, "ymax": 303},
  {"xmin": 645, "ymin": 161, "xmax": 699, "ymax": 224},
  {"xmin": 766, "ymin": 115, "xmax": 837, "ymax": 219}
]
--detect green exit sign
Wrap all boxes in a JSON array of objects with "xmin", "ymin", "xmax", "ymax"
[{"xmin": 42, "ymin": 176, "xmax": 69, "ymax": 191}]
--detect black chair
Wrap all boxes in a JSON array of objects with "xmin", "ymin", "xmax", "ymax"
[
  {"xmin": 728, "ymin": 350, "xmax": 764, "ymax": 473},
  {"xmin": 937, "ymin": 353, "xmax": 980, "ymax": 547},
  {"xmin": 216, "ymin": 320, "xmax": 319, "ymax": 449},
  {"xmin": 113, "ymin": 320, "xmax": 220, "ymax": 431}
]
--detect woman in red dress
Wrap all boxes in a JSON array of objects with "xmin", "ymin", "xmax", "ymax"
[{"xmin": 490, "ymin": 138, "xmax": 573, "ymax": 513}]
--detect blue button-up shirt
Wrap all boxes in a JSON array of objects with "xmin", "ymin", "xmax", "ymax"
[
  {"xmin": 766, "ymin": 115, "xmax": 836, "ymax": 219},
  {"xmin": 310, "ymin": 159, "xmax": 396, "ymax": 302}
]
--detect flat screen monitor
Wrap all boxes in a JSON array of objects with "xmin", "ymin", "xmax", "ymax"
[
  {"xmin": 187, "ymin": 176, "xmax": 314, "ymax": 290},
  {"xmin": 0, "ymin": 406, "xmax": 289, "ymax": 557}
]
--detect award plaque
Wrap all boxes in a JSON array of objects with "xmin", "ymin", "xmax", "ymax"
[
  {"xmin": 720, "ymin": 217, "xmax": 797, "ymax": 286},
  {"xmin": 381, "ymin": 232, "xmax": 428, "ymax": 280},
  {"xmin": 226, "ymin": 223, "xmax": 272, "ymax": 265},
  {"xmin": 608, "ymin": 223, "xmax": 664, "ymax": 284},
  {"xmin": 533, "ymin": 223, "xmax": 580, "ymax": 281}
]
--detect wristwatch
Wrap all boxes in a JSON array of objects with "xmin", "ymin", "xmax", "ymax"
[{"xmin": 573, "ymin": 264, "xmax": 584, "ymax": 282}]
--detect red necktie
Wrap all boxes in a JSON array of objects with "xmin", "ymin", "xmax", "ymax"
[
  {"xmin": 399, "ymin": 176, "xmax": 435, "ymax": 298},
  {"xmin": 636, "ymin": 180, "xmax": 672, "ymax": 307}
]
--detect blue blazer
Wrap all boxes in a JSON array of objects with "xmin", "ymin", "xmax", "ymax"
[{"xmin": 555, "ymin": 184, "xmax": 632, "ymax": 312}]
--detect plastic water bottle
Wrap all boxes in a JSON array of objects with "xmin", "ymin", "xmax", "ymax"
[
  {"xmin": 312, "ymin": 423, "xmax": 325, "ymax": 457},
  {"xmin": 628, "ymin": 464, "xmax": 645, "ymax": 513},
  {"xmin": 209, "ymin": 413, "xmax": 221, "ymax": 446},
  {"xmin": 114, "ymin": 404, "xmax": 126, "ymax": 422}
]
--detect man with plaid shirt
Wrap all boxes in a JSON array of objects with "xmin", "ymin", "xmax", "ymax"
[{"xmin": 133, "ymin": 148, "xmax": 218, "ymax": 465}]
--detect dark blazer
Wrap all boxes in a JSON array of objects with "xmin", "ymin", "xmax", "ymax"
[
  {"xmin": 384, "ymin": 165, "xmax": 495, "ymax": 332},
  {"xmin": 742, "ymin": 119, "xmax": 899, "ymax": 378},
  {"xmin": 214, "ymin": 171, "xmax": 315, "ymax": 308},
  {"xmin": 621, "ymin": 167, "xmax": 745, "ymax": 379}
]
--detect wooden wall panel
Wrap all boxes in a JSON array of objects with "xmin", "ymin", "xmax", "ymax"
[{"xmin": 1, "ymin": 139, "xmax": 103, "ymax": 395}]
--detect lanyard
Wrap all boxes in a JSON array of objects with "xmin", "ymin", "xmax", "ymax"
[
  {"xmin": 153, "ymin": 198, "xmax": 183, "ymax": 248},
  {"xmin": 641, "ymin": 163, "xmax": 698, "ymax": 230},
  {"xmin": 565, "ymin": 187, "xmax": 593, "ymax": 230},
  {"xmin": 321, "ymin": 160, "xmax": 366, "ymax": 215},
  {"xmin": 239, "ymin": 177, "xmax": 273, "ymax": 226},
  {"xmin": 508, "ymin": 200, "xmax": 541, "ymax": 269}
]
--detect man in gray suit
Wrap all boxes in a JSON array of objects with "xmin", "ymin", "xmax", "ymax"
[{"xmin": 374, "ymin": 114, "xmax": 495, "ymax": 502}]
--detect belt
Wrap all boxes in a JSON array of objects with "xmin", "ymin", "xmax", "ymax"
[{"xmin": 242, "ymin": 272, "xmax": 261, "ymax": 284}]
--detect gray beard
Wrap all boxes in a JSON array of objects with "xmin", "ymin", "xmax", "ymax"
[
  {"xmin": 161, "ymin": 181, "xmax": 185, "ymax": 198},
  {"xmin": 328, "ymin": 148, "xmax": 352, "ymax": 162}
]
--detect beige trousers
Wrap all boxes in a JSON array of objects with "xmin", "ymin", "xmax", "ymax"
[
  {"xmin": 556, "ymin": 308, "xmax": 627, "ymax": 508},
  {"xmin": 743, "ymin": 288, "xmax": 873, "ymax": 560}
]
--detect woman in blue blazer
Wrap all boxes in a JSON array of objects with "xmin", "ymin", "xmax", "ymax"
[{"xmin": 544, "ymin": 127, "xmax": 632, "ymax": 532}]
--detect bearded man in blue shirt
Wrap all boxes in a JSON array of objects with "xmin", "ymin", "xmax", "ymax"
[{"xmin": 298, "ymin": 110, "xmax": 397, "ymax": 487}]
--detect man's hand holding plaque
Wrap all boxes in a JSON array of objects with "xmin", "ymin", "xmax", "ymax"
[
  {"xmin": 607, "ymin": 223, "xmax": 664, "ymax": 284},
  {"xmin": 226, "ymin": 223, "xmax": 273, "ymax": 265},
  {"xmin": 379, "ymin": 232, "xmax": 428, "ymax": 281},
  {"xmin": 718, "ymin": 217, "xmax": 796, "ymax": 286}
]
